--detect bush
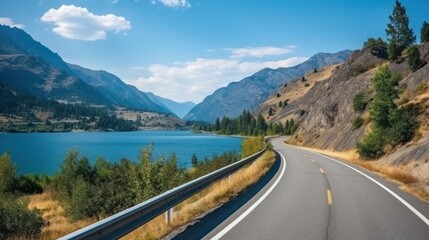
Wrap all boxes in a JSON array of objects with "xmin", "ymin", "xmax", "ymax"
[
  {"xmin": 13, "ymin": 175, "xmax": 43, "ymax": 194},
  {"xmin": 357, "ymin": 129, "xmax": 386, "ymax": 159},
  {"xmin": 0, "ymin": 195, "xmax": 46, "ymax": 239},
  {"xmin": 352, "ymin": 93, "xmax": 368, "ymax": 112},
  {"xmin": 407, "ymin": 45, "xmax": 423, "ymax": 72},
  {"xmin": 352, "ymin": 117, "xmax": 364, "ymax": 129},
  {"xmin": 364, "ymin": 37, "xmax": 386, "ymax": 55},
  {"xmin": 0, "ymin": 153, "xmax": 16, "ymax": 193}
]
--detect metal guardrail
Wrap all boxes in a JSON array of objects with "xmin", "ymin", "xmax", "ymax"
[{"xmin": 59, "ymin": 143, "xmax": 267, "ymax": 240}]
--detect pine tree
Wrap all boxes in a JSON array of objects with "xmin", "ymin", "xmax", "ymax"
[
  {"xmin": 268, "ymin": 107, "xmax": 273, "ymax": 116},
  {"xmin": 386, "ymin": 0, "xmax": 415, "ymax": 52},
  {"xmin": 421, "ymin": 21, "xmax": 429, "ymax": 43},
  {"xmin": 191, "ymin": 153, "xmax": 198, "ymax": 167},
  {"xmin": 407, "ymin": 45, "xmax": 422, "ymax": 72}
]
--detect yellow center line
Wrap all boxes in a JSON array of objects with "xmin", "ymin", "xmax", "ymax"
[
  {"xmin": 327, "ymin": 189, "xmax": 333, "ymax": 205},
  {"xmin": 320, "ymin": 168, "xmax": 324, "ymax": 174}
]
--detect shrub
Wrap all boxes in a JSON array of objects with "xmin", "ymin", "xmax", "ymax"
[
  {"xmin": 364, "ymin": 37, "xmax": 386, "ymax": 55},
  {"xmin": 13, "ymin": 175, "xmax": 43, "ymax": 194},
  {"xmin": 357, "ymin": 129, "xmax": 386, "ymax": 159},
  {"xmin": 352, "ymin": 93, "xmax": 368, "ymax": 112},
  {"xmin": 0, "ymin": 153, "xmax": 16, "ymax": 193},
  {"xmin": 304, "ymin": 83, "xmax": 310, "ymax": 87},
  {"xmin": 352, "ymin": 117, "xmax": 364, "ymax": 129},
  {"xmin": 407, "ymin": 45, "xmax": 423, "ymax": 72},
  {"xmin": 0, "ymin": 195, "xmax": 46, "ymax": 239}
]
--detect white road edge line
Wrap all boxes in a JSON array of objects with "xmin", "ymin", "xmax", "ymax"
[
  {"xmin": 210, "ymin": 151, "xmax": 287, "ymax": 240},
  {"xmin": 310, "ymin": 151, "xmax": 429, "ymax": 226}
]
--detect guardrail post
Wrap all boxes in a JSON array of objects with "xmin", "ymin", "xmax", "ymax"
[{"xmin": 165, "ymin": 208, "xmax": 174, "ymax": 225}]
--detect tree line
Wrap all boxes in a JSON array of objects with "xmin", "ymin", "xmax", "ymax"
[
  {"xmin": 0, "ymin": 84, "xmax": 138, "ymax": 132},
  {"xmin": 192, "ymin": 110, "xmax": 299, "ymax": 136}
]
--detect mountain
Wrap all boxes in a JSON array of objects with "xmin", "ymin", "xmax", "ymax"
[
  {"xmin": 184, "ymin": 50, "xmax": 352, "ymax": 123},
  {"xmin": 0, "ymin": 25, "xmax": 71, "ymax": 72},
  {"xmin": 0, "ymin": 25, "xmax": 171, "ymax": 115},
  {"xmin": 256, "ymin": 42, "xmax": 429, "ymax": 184},
  {"xmin": 145, "ymin": 92, "xmax": 196, "ymax": 119},
  {"xmin": 0, "ymin": 54, "xmax": 107, "ymax": 103},
  {"xmin": 68, "ymin": 64, "xmax": 174, "ymax": 115}
]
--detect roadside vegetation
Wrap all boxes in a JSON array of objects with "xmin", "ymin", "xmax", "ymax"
[
  {"xmin": 0, "ymin": 137, "xmax": 267, "ymax": 239},
  {"xmin": 122, "ymin": 141, "xmax": 275, "ymax": 240}
]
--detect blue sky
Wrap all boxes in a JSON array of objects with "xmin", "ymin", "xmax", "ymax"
[{"xmin": 0, "ymin": 0, "xmax": 428, "ymax": 103}]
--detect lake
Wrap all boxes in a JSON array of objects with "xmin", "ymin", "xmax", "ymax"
[{"xmin": 0, "ymin": 131, "xmax": 243, "ymax": 175}]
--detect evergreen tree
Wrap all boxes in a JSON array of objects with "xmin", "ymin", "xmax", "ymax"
[
  {"xmin": 214, "ymin": 118, "xmax": 220, "ymax": 131},
  {"xmin": 421, "ymin": 21, "xmax": 429, "ymax": 43},
  {"xmin": 407, "ymin": 45, "xmax": 422, "ymax": 71},
  {"xmin": 387, "ymin": 39, "xmax": 401, "ymax": 62},
  {"xmin": 386, "ymin": 0, "xmax": 415, "ymax": 52},
  {"xmin": 191, "ymin": 153, "xmax": 198, "ymax": 167},
  {"xmin": 268, "ymin": 107, "xmax": 273, "ymax": 116}
]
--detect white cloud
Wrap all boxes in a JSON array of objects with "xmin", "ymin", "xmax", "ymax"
[
  {"xmin": 227, "ymin": 46, "xmax": 295, "ymax": 59},
  {"xmin": 151, "ymin": 0, "xmax": 191, "ymax": 8},
  {"xmin": 41, "ymin": 5, "xmax": 131, "ymax": 41},
  {"xmin": 127, "ymin": 56, "xmax": 308, "ymax": 103},
  {"xmin": 0, "ymin": 17, "xmax": 24, "ymax": 29}
]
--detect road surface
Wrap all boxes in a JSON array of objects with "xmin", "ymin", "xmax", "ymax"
[{"xmin": 175, "ymin": 137, "xmax": 429, "ymax": 240}]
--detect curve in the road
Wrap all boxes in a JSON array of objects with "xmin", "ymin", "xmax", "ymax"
[{"xmin": 206, "ymin": 138, "xmax": 429, "ymax": 240}]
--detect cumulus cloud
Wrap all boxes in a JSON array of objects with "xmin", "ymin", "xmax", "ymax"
[
  {"xmin": 0, "ymin": 17, "xmax": 24, "ymax": 29},
  {"xmin": 127, "ymin": 56, "xmax": 308, "ymax": 103},
  {"xmin": 41, "ymin": 5, "xmax": 131, "ymax": 41},
  {"xmin": 151, "ymin": 0, "xmax": 191, "ymax": 8},
  {"xmin": 227, "ymin": 46, "xmax": 296, "ymax": 59}
]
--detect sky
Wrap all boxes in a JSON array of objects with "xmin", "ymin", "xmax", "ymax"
[{"xmin": 0, "ymin": 0, "xmax": 428, "ymax": 103}]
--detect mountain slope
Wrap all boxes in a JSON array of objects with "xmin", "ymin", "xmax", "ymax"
[
  {"xmin": 184, "ymin": 50, "xmax": 352, "ymax": 123},
  {"xmin": 0, "ymin": 25, "xmax": 172, "ymax": 115},
  {"xmin": 257, "ymin": 43, "xmax": 429, "ymax": 185},
  {"xmin": 68, "ymin": 64, "xmax": 174, "ymax": 115},
  {"xmin": 145, "ymin": 92, "xmax": 196, "ymax": 119},
  {"xmin": 0, "ymin": 25, "xmax": 71, "ymax": 72},
  {"xmin": 0, "ymin": 54, "xmax": 107, "ymax": 103}
]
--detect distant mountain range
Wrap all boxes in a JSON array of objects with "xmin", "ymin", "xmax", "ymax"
[
  {"xmin": 0, "ymin": 25, "xmax": 179, "ymax": 116},
  {"xmin": 184, "ymin": 50, "xmax": 352, "ymax": 123},
  {"xmin": 145, "ymin": 92, "xmax": 195, "ymax": 119}
]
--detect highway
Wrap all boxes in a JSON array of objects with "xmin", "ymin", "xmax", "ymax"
[{"xmin": 174, "ymin": 137, "xmax": 429, "ymax": 240}]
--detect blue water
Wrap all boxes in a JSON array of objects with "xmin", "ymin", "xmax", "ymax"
[{"xmin": 0, "ymin": 131, "xmax": 242, "ymax": 175}]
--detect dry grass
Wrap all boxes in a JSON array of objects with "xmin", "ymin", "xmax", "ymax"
[
  {"xmin": 27, "ymin": 190, "xmax": 96, "ymax": 239},
  {"xmin": 295, "ymin": 146, "xmax": 429, "ymax": 202},
  {"xmin": 120, "ymin": 150, "xmax": 277, "ymax": 240}
]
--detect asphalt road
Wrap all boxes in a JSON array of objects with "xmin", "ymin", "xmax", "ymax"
[{"xmin": 177, "ymin": 137, "xmax": 429, "ymax": 240}]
